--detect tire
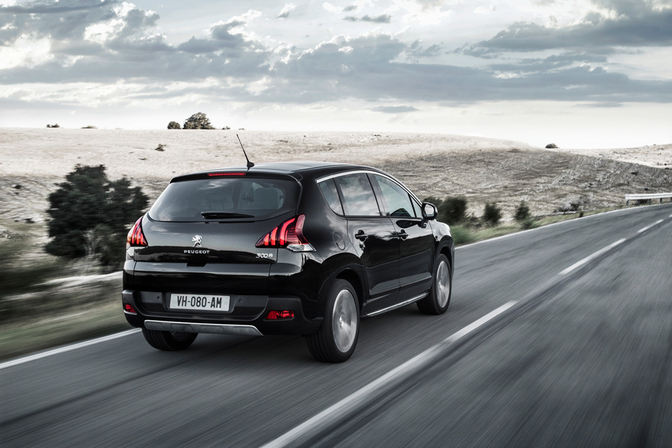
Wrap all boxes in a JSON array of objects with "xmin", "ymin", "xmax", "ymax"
[
  {"xmin": 417, "ymin": 254, "xmax": 452, "ymax": 315},
  {"xmin": 307, "ymin": 279, "xmax": 360, "ymax": 363},
  {"xmin": 142, "ymin": 328, "xmax": 198, "ymax": 351}
]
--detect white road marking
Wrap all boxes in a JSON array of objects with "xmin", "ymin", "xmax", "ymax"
[
  {"xmin": 261, "ymin": 301, "xmax": 518, "ymax": 448},
  {"xmin": 637, "ymin": 219, "xmax": 664, "ymax": 234},
  {"xmin": 0, "ymin": 329, "xmax": 141, "ymax": 370},
  {"xmin": 559, "ymin": 239, "xmax": 627, "ymax": 276}
]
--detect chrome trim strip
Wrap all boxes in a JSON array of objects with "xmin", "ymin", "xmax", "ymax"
[
  {"xmin": 144, "ymin": 320, "xmax": 263, "ymax": 337},
  {"xmin": 364, "ymin": 292, "xmax": 428, "ymax": 317}
]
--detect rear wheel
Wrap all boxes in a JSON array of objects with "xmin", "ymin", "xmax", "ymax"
[
  {"xmin": 417, "ymin": 254, "xmax": 452, "ymax": 315},
  {"xmin": 307, "ymin": 279, "xmax": 360, "ymax": 363},
  {"xmin": 142, "ymin": 328, "xmax": 198, "ymax": 351}
]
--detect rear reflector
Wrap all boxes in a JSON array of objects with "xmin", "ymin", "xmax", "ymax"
[
  {"xmin": 207, "ymin": 172, "xmax": 246, "ymax": 177},
  {"xmin": 123, "ymin": 303, "xmax": 137, "ymax": 315},
  {"xmin": 266, "ymin": 310, "xmax": 294, "ymax": 320},
  {"xmin": 127, "ymin": 217, "xmax": 148, "ymax": 247}
]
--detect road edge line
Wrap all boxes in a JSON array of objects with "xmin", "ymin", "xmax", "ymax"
[{"xmin": 0, "ymin": 329, "xmax": 141, "ymax": 370}]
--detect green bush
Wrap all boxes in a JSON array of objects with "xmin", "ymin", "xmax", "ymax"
[
  {"xmin": 514, "ymin": 201, "xmax": 531, "ymax": 223},
  {"xmin": 423, "ymin": 196, "xmax": 468, "ymax": 224},
  {"xmin": 167, "ymin": 121, "xmax": 181, "ymax": 129},
  {"xmin": 45, "ymin": 165, "xmax": 148, "ymax": 265},
  {"xmin": 483, "ymin": 202, "xmax": 502, "ymax": 226}
]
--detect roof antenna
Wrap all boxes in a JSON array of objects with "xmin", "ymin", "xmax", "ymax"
[{"xmin": 236, "ymin": 134, "xmax": 254, "ymax": 170}]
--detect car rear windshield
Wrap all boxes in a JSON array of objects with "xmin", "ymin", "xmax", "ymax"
[{"xmin": 148, "ymin": 176, "xmax": 300, "ymax": 222}]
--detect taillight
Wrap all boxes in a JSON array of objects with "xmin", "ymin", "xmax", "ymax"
[
  {"xmin": 127, "ymin": 217, "xmax": 148, "ymax": 247},
  {"xmin": 256, "ymin": 214, "xmax": 314, "ymax": 252}
]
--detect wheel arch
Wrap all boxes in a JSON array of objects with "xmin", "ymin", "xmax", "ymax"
[{"xmin": 334, "ymin": 267, "xmax": 366, "ymax": 310}]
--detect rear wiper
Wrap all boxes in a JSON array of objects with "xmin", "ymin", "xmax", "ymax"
[{"xmin": 200, "ymin": 211, "xmax": 254, "ymax": 219}]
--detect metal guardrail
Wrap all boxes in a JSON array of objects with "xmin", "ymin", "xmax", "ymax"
[{"xmin": 625, "ymin": 193, "xmax": 672, "ymax": 205}]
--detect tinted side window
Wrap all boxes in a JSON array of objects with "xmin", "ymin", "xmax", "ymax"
[
  {"xmin": 335, "ymin": 173, "xmax": 381, "ymax": 217},
  {"xmin": 374, "ymin": 175, "xmax": 417, "ymax": 218},
  {"xmin": 318, "ymin": 179, "xmax": 344, "ymax": 215}
]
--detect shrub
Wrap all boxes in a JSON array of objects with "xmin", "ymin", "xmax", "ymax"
[
  {"xmin": 45, "ymin": 165, "xmax": 148, "ymax": 266},
  {"xmin": 167, "ymin": 121, "xmax": 181, "ymax": 129},
  {"xmin": 439, "ymin": 197, "xmax": 467, "ymax": 224},
  {"xmin": 514, "ymin": 201, "xmax": 531, "ymax": 223},
  {"xmin": 422, "ymin": 196, "xmax": 467, "ymax": 224},
  {"xmin": 483, "ymin": 202, "xmax": 502, "ymax": 226},
  {"xmin": 183, "ymin": 112, "xmax": 214, "ymax": 130}
]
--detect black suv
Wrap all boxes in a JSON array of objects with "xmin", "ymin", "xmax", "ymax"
[{"xmin": 123, "ymin": 162, "xmax": 454, "ymax": 362}]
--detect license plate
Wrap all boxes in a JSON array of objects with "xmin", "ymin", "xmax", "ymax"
[{"xmin": 170, "ymin": 294, "xmax": 230, "ymax": 312}]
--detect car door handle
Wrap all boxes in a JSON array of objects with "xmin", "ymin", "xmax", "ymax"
[
  {"xmin": 397, "ymin": 230, "xmax": 408, "ymax": 240},
  {"xmin": 355, "ymin": 230, "xmax": 368, "ymax": 241}
]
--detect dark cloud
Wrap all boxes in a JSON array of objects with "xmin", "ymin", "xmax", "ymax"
[
  {"xmin": 0, "ymin": 0, "xmax": 119, "ymax": 14},
  {"xmin": 2, "ymin": 0, "xmax": 671, "ymax": 111},
  {"xmin": 461, "ymin": 7, "xmax": 672, "ymax": 57},
  {"xmin": 407, "ymin": 41, "xmax": 442, "ymax": 58},
  {"xmin": 0, "ymin": 0, "xmax": 118, "ymax": 44},
  {"xmin": 372, "ymin": 106, "xmax": 419, "ymax": 113},
  {"xmin": 343, "ymin": 5, "xmax": 358, "ymax": 12},
  {"xmin": 344, "ymin": 14, "xmax": 392, "ymax": 23},
  {"xmin": 263, "ymin": 34, "xmax": 672, "ymax": 104},
  {"xmin": 489, "ymin": 52, "xmax": 609, "ymax": 73}
]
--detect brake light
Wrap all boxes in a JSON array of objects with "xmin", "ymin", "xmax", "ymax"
[
  {"xmin": 256, "ymin": 214, "xmax": 314, "ymax": 252},
  {"xmin": 207, "ymin": 172, "xmax": 246, "ymax": 177},
  {"xmin": 266, "ymin": 310, "xmax": 294, "ymax": 320},
  {"xmin": 127, "ymin": 217, "xmax": 148, "ymax": 247}
]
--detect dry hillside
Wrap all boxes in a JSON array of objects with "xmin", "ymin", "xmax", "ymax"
[{"xmin": 1, "ymin": 128, "xmax": 671, "ymax": 226}]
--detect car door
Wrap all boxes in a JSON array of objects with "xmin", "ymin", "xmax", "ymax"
[
  {"xmin": 370, "ymin": 174, "xmax": 435, "ymax": 301},
  {"xmin": 333, "ymin": 172, "xmax": 401, "ymax": 313}
]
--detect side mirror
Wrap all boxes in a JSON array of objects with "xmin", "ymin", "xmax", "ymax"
[{"xmin": 421, "ymin": 202, "xmax": 438, "ymax": 220}]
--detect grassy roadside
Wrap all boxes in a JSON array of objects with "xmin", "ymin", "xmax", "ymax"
[
  {"xmin": 0, "ymin": 205, "xmax": 632, "ymax": 362},
  {"xmin": 0, "ymin": 302, "xmax": 131, "ymax": 361}
]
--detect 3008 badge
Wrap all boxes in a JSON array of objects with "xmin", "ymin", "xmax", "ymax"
[{"xmin": 256, "ymin": 253, "xmax": 274, "ymax": 259}]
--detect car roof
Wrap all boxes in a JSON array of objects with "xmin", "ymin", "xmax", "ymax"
[{"xmin": 172, "ymin": 161, "xmax": 383, "ymax": 181}]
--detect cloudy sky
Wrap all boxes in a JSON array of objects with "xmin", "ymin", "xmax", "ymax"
[{"xmin": 1, "ymin": 0, "xmax": 670, "ymax": 148}]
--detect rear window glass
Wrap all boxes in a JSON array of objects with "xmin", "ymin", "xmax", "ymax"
[
  {"xmin": 334, "ymin": 173, "xmax": 380, "ymax": 217},
  {"xmin": 148, "ymin": 177, "xmax": 299, "ymax": 222},
  {"xmin": 318, "ymin": 179, "xmax": 344, "ymax": 215}
]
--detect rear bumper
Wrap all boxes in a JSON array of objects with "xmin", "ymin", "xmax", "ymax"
[
  {"xmin": 144, "ymin": 320, "xmax": 263, "ymax": 336},
  {"xmin": 122, "ymin": 289, "xmax": 321, "ymax": 335}
]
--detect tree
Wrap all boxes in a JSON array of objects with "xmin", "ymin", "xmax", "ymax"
[
  {"xmin": 183, "ymin": 112, "xmax": 214, "ymax": 130},
  {"xmin": 514, "ymin": 201, "xmax": 531, "ymax": 223},
  {"xmin": 483, "ymin": 202, "xmax": 502, "ymax": 227},
  {"xmin": 45, "ymin": 165, "xmax": 149, "ymax": 265},
  {"xmin": 422, "ymin": 196, "xmax": 467, "ymax": 224},
  {"xmin": 167, "ymin": 121, "xmax": 181, "ymax": 129}
]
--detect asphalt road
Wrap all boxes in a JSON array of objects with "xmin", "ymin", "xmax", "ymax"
[{"xmin": 2, "ymin": 204, "xmax": 672, "ymax": 447}]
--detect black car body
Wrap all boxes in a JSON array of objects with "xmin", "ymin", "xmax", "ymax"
[{"xmin": 123, "ymin": 162, "xmax": 454, "ymax": 362}]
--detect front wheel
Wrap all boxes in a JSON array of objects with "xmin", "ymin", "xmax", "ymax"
[
  {"xmin": 142, "ymin": 328, "xmax": 197, "ymax": 351},
  {"xmin": 307, "ymin": 279, "xmax": 360, "ymax": 363},
  {"xmin": 417, "ymin": 254, "xmax": 452, "ymax": 315}
]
